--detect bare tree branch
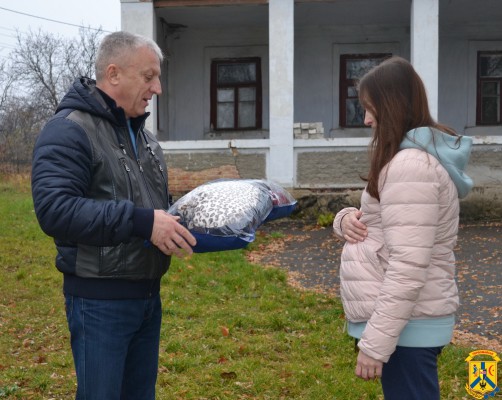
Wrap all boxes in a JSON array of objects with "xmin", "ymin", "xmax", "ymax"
[
  {"xmin": 12, "ymin": 27, "xmax": 104, "ymax": 113},
  {"xmin": 0, "ymin": 27, "xmax": 105, "ymax": 173}
]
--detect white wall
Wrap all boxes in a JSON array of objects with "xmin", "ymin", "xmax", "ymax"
[{"xmin": 167, "ymin": 28, "xmax": 269, "ymax": 141}]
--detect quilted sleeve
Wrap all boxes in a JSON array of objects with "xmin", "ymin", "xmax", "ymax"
[
  {"xmin": 31, "ymin": 115, "xmax": 135, "ymax": 246},
  {"xmin": 333, "ymin": 207, "xmax": 359, "ymax": 239}
]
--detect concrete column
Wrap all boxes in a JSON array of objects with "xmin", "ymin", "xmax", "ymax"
[
  {"xmin": 268, "ymin": 0, "xmax": 294, "ymax": 187},
  {"xmin": 411, "ymin": 0, "xmax": 439, "ymax": 120},
  {"xmin": 120, "ymin": 0, "xmax": 158, "ymax": 134}
]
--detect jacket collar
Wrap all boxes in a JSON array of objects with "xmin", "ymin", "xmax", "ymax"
[{"xmin": 95, "ymin": 87, "xmax": 149, "ymax": 132}]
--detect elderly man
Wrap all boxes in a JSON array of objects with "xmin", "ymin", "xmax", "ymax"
[{"xmin": 31, "ymin": 31, "xmax": 195, "ymax": 399}]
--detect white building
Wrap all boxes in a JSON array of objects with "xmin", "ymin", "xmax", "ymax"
[{"xmin": 121, "ymin": 0, "xmax": 502, "ymax": 213}]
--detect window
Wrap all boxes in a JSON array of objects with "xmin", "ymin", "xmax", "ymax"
[
  {"xmin": 210, "ymin": 58, "xmax": 262, "ymax": 131},
  {"xmin": 339, "ymin": 54, "xmax": 391, "ymax": 127},
  {"xmin": 477, "ymin": 51, "xmax": 502, "ymax": 125}
]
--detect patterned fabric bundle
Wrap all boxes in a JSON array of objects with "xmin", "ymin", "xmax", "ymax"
[{"xmin": 168, "ymin": 179, "xmax": 296, "ymax": 252}]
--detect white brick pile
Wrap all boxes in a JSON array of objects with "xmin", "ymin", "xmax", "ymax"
[{"xmin": 293, "ymin": 122, "xmax": 324, "ymax": 139}]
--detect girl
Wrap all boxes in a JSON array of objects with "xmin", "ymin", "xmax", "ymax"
[{"xmin": 333, "ymin": 56, "xmax": 473, "ymax": 399}]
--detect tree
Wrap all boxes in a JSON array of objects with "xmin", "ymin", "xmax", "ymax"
[
  {"xmin": 12, "ymin": 27, "xmax": 104, "ymax": 113},
  {"xmin": 0, "ymin": 28, "xmax": 104, "ymax": 174},
  {"xmin": 0, "ymin": 98, "xmax": 42, "ymax": 173},
  {"xmin": 0, "ymin": 60, "xmax": 14, "ymax": 111},
  {"xmin": 0, "ymin": 60, "xmax": 47, "ymax": 173}
]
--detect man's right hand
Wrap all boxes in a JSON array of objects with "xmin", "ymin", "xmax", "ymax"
[
  {"xmin": 150, "ymin": 210, "xmax": 196, "ymax": 258},
  {"xmin": 341, "ymin": 210, "xmax": 367, "ymax": 244}
]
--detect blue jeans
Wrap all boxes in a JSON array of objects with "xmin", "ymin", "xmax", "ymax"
[
  {"xmin": 381, "ymin": 346, "xmax": 444, "ymax": 400},
  {"xmin": 64, "ymin": 294, "xmax": 162, "ymax": 400}
]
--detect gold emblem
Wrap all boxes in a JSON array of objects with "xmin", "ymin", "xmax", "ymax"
[{"xmin": 465, "ymin": 349, "xmax": 500, "ymax": 399}]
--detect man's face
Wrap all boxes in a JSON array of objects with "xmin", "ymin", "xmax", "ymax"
[{"xmin": 114, "ymin": 46, "xmax": 162, "ymax": 118}]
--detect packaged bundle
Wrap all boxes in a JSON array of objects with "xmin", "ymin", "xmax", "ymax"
[{"xmin": 168, "ymin": 179, "xmax": 296, "ymax": 252}]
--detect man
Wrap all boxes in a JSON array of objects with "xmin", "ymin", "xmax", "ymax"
[{"xmin": 31, "ymin": 31, "xmax": 196, "ymax": 399}]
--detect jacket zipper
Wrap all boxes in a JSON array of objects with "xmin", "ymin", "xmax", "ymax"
[
  {"xmin": 136, "ymin": 152, "xmax": 157, "ymax": 208},
  {"xmin": 119, "ymin": 145, "xmax": 133, "ymax": 201},
  {"xmin": 119, "ymin": 126, "xmax": 166, "ymax": 209},
  {"xmin": 134, "ymin": 130, "xmax": 168, "ymax": 270},
  {"xmin": 143, "ymin": 133, "xmax": 170, "ymax": 207}
]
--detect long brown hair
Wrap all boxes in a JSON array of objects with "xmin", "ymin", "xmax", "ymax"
[{"xmin": 358, "ymin": 56, "xmax": 456, "ymax": 200}]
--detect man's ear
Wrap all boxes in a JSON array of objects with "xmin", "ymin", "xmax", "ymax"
[{"xmin": 106, "ymin": 64, "xmax": 120, "ymax": 85}]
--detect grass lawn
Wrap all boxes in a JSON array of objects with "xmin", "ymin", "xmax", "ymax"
[{"xmin": 0, "ymin": 176, "xmax": 478, "ymax": 399}]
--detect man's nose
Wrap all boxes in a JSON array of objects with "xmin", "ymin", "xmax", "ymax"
[{"xmin": 152, "ymin": 78, "xmax": 162, "ymax": 95}]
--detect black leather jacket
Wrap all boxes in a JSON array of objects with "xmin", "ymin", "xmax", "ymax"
[{"xmin": 32, "ymin": 77, "xmax": 170, "ymax": 299}]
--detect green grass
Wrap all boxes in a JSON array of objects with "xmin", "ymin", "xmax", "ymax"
[{"xmin": 0, "ymin": 175, "xmax": 485, "ymax": 399}]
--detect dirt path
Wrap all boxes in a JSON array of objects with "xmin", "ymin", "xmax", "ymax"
[{"xmin": 247, "ymin": 219, "xmax": 502, "ymax": 352}]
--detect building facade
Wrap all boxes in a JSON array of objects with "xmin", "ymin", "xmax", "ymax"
[{"xmin": 120, "ymin": 0, "xmax": 502, "ymax": 215}]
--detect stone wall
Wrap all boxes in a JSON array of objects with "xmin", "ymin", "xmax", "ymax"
[
  {"xmin": 166, "ymin": 152, "xmax": 266, "ymax": 198},
  {"xmin": 164, "ymin": 144, "xmax": 502, "ymax": 221},
  {"xmin": 290, "ymin": 187, "xmax": 502, "ymax": 222},
  {"xmin": 296, "ymin": 150, "xmax": 369, "ymax": 187}
]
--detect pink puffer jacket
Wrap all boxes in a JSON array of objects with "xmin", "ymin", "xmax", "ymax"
[{"xmin": 333, "ymin": 148, "xmax": 460, "ymax": 362}]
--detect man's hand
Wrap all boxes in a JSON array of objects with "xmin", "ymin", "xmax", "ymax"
[
  {"xmin": 150, "ymin": 210, "xmax": 196, "ymax": 258},
  {"xmin": 341, "ymin": 210, "xmax": 367, "ymax": 243},
  {"xmin": 355, "ymin": 350, "xmax": 383, "ymax": 380}
]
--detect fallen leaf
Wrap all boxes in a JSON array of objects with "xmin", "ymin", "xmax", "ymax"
[{"xmin": 220, "ymin": 371, "xmax": 237, "ymax": 380}]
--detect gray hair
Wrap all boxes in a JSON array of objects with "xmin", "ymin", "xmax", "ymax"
[{"xmin": 95, "ymin": 31, "xmax": 164, "ymax": 81}]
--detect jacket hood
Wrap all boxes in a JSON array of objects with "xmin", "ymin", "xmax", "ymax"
[
  {"xmin": 56, "ymin": 77, "xmax": 148, "ymax": 129},
  {"xmin": 400, "ymin": 127, "xmax": 473, "ymax": 198},
  {"xmin": 56, "ymin": 77, "xmax": 117, "ymax": 124}
]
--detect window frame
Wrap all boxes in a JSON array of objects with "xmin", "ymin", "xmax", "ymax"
[
  {"xmin": 210, "ymin": 57, "xmax": 262, "ymax": 131},
  {"xmin": 339, "ymin": 53, "xmax": 391, "ymax": 128},
  {"xmin": 476, "ymin": 50, "xmax": 502, "ymax": 126}
]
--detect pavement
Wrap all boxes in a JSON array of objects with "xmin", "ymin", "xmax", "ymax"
[{"xmin": 248, "ymin": 218, "xmax": 502, "ymax": 350}]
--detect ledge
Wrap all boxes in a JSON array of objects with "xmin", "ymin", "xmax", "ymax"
[{"xmin": 159, "ymin": 136, "xmax": 502, "ymax": 151}]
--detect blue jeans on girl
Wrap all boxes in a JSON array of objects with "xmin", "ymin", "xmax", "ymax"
[{"xmin": 381, "ymin": 346, "xmax": 444, "ymax": 400}]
